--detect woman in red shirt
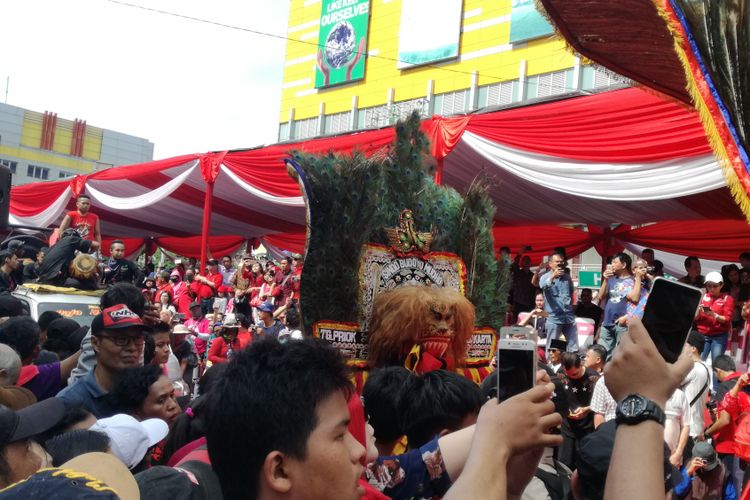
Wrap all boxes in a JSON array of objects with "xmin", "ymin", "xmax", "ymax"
[
  {"xmin": 207, "ymin": 315, "xmax": 247, "ymax": 364},
  {"xmin": 696, "ymin": 271, "xmax": 735, "ymax": 364}
]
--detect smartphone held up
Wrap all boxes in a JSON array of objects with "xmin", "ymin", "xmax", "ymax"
[
  {"xmin": 641, "ymin": 277, "xmax": 702, "ymax": 363},
  {"xmin": 495, "ymin": 338, "xmax": 536, "ymax": 403}
]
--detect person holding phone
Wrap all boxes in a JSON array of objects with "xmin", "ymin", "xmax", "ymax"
[
  {"xmin": 696, "ymin": 272, "xmax": 734, "ymax": 371},
  {"xmin": 673, "ymin": 441, "xmax": 736, "ymax": 498},
  {"xmin": 597, "ymin": 253, "xmax": 634, "ymax": 356},
  {"xmin": 538, "ymin": 252, "xmax": 578, "ymax": 353}
]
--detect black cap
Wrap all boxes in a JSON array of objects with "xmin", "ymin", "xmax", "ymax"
[
  {"xmin": 135, "ymin": 460, "xmax": 223, "ymax": 500},
  {"xmin": 0, "ymin": 397, "xmax": 66, "ymax": 449}
]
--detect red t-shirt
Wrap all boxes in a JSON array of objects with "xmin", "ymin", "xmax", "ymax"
[
  {"xmin": 197, "ymin": 272, "xmax": 222, "ymax": 299},
  {"xmin": 66, "ymin": 210, "xmax": 99, "ymax": 241}
]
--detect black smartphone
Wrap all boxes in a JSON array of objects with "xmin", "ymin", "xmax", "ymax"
[
  {"xmin": 495, "ymin": 339, "xmax": 536, "ymax": 402},
  {"xmin": 641, "ymin": 277, "xmax": 703, "ymax": 363}
]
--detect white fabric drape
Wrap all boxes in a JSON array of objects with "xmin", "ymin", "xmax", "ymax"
[
  {"xmin": 220, "ymin": 165, "xmax": 305, "ymax": 207},
  {"xmin": 461, "ymin": 132, "xmax": 726, "ymax": 201},
  {"xmin": 8, "ymin": 186, "xmax": 72, "ymax": 228},
  {"xmin": 84, "ymin": 163, "xmax": 198, "ymax": 210}
]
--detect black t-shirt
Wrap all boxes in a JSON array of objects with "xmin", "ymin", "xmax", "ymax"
[
  {"xmin": 0, "ymin": 271, "xmax": 16, "ymax": 293},
  {"xmin": 37, "ymin": 236, "xmax": 93, "ymax": 283},
  {"xmin": 574, "ymin": 303, "xmax": 603, "ymax": 329},
  {"xmin": 557, "ymin": 366, "xmax": 600, "ymax": 432},
  {"xmin": 101, "ymin": 259, "xmax": 144, "ymax": 286}
]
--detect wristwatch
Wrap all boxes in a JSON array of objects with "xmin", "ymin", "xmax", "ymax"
[{"xmin": 615, "ymin": 394, "xmax": 666, "ymax": 426}]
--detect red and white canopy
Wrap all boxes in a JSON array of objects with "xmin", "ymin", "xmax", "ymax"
[{"xmin": 9, "ymin": 87, "xmax": 748, "ymax": 261}]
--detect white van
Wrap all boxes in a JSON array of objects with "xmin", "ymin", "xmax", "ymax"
[{"xmin": 12, "ymin": 284, "xmax": 103, "ymax": 327}]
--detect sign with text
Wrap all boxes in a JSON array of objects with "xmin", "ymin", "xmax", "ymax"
[
  {"xmin": 465, "ymin": 327, "xmax": 498, "ymax": 366},
  {"xmin": 578, "ymin": 271, "xmax": 602, "ymax": 288},
  {"xmin": 315, "ymin": 0, "xmax": 371, "ymax": 88},
  {"xmin": 358, "ymin": 243, "xmax": 466, "ymax": 330},
  {"xmin": 397, "ymin": 0, "xmax": 463, "ymax": 68},
  {"xmin": 509, "ymin": 0, "xmax": 555, "ymax": 44},
  {"xmin": 313, "ymin": 321, "xmax": 368, "ymax": 366}
]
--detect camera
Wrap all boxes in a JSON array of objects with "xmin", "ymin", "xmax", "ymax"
[{"xmin": 647, "ymin": 266, "xmax": 655, "ymax": 273}]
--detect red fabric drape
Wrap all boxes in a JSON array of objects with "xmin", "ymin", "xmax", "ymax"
[
  {"xmin": 464, "ymin": 88, "xmax": 712, "ymax": 162},
  {"xmin": 84, "ymin": 154, "xmax": 200, "ymax": 182},
  {"xmin": 623, "ymin": 220, "xmax": 750, "ymax": 262},
  {"xmin": 587, "ymin": 225, "xmax": 629, "ymax": 258},
  {"xmin": 9, "ymin": 180, "xmax": 70, "ymax": 217},
  {"xmin": 424, "ymin": 115, "xmax": 471, "ymax": 160},
  {"xmin": 492, "ymin": 224, "xmax": 597, "ymax": 263},
  {"xmin": 263, "ymin": 232, "xmax": 307, "ymax": 254},
  {"xmin": 100, "ymin": 237, "xmax": 147, "ymax": 257},
  {"xmin": 156, "ymin": 235, "xmax": 245, "ymax": 260},
  {"xmin": 200, "ymin": 152, "xmax": 227, "ymax": 184},
  {"xmin": 222, "ymin": 128, "xmax": 398, "ymax": 198}
]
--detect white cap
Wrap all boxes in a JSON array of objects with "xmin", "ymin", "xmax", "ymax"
[
  {"xmin": 90, "ymin": 414, "xmax": 169, "ymax": 469},
  {"xmin": 705, "ymin": 271, "xmax": 723, "ymax": 284}
]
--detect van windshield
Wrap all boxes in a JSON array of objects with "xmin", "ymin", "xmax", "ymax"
[{"xmin": 37, "ymin": 303, "xmax": 101, "ymax": 327}]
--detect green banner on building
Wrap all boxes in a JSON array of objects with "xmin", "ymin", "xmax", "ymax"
[
  {"xmin": 509, "ymin": 0, "xmax": 555, "ymax": 44},
  {"xmin": 315, "ymin": 0, "xmax": 371, "ymax": 88}
]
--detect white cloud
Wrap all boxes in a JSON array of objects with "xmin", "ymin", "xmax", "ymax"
[{"xmin": 1, "ymin": 0, "xmax": 291, "ymax": 159}]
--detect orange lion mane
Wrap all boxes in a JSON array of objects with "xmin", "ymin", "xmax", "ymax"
[{"xmin": 367, "ymin": 285, "xmax": 475, "ymax": 368}]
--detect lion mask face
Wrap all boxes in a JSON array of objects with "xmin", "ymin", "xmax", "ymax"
[
  {"xmin": 421, "ymin": 300, "xmax": 456, "ymax": 359},
  {"xmin": 367, "ymin": 285, "xmax": 475, "ymax": 369}
]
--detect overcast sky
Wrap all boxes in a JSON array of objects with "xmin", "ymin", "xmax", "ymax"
[{"xmin": 2, "ymin": 0, "xmax": 291, "ymax": 159}]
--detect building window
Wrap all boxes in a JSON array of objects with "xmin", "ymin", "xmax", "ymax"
[
  {"xmin": 59, "ymin": 171, "xmax": 73, "ymax": 178},
  {"xmin": 435, "ymin": 89, "xmax": 469, "ymax": 116},
  {"xmin": 324, "ymin": 111, "xmax": 351, "ymax": 135},
  {"xmin": 278, "ymin": 122, "xmax": 290, "ymax": 142},
  {"xmin": 0, "ymin": 159, "xmax": 17, "ymax": 174},
  {"xmin": 27, "ymin": 164, "xmax": 49, "ymax": 180},
  {"xmin": 292, "ymin": 117, "xmax": 318, "ymax": 140}
]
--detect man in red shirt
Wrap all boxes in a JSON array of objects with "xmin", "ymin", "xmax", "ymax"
[
  {"xmin": 195, "ymin": 259, "xmax": 222, "ymax": 315},
  {"xmin": 699, "ymin": 354, "xmax": 742, "ymax": 494},
  {"xmin": 58, "ymin": 194, "xmax": 101, "ymax": 251}
]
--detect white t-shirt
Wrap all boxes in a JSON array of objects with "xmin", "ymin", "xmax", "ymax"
[
  {"xmin": 590, "ymin": 376, "xmax": 618, "ymax": 422},
  {"xmin": 664, "ymin": 388, "xmax": 691, "ymax": 453},
  {"xmin": 682, "ymin": 360, "xmax": 710, "ymax": 437}
]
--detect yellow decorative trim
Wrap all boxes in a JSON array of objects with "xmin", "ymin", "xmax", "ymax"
[{"xmin": 652, "ymin": 0, "xmax": 750, "ymax": 222}]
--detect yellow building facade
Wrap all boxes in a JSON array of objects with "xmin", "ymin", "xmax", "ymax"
[
  {"xmin": 0, "ymin": 103, "xmax": 154, "ymax": 186},
  {"xmin": 279, "ymin": 0, "xmax": 624, "ymax": 141}
]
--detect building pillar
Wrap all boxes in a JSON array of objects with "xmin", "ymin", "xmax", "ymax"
[
  {"xmin": 572, "ymin": 56, "xmax": 583, "ymax": 91},
  {"xmin": 518, "ymin": 60, "xmax": 528, "ymax": 102},
  {"xmin": 350, "ymin": 95, "xmax": 359, "ymax": 130},
  {"xmin": 387, "ymin": 88, "xmax": 395, "ymax": 124},
  {"xmin": 426, "ymin": 80, "xmax": 435, "ymax": 115},
  {"xmin": 288, "ymin": 108, "xmax": 296, "ymax": 141},
  {"xmin": 469, "ymin": 71, "xmax": 479, "ymax": 110},
  {"xmin": 317, "ymin": 102, "xmax": 326, "ymax": 136}
]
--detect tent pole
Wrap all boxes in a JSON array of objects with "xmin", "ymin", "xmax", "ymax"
[
  {"xmin": 199, "ymin": 182, "xmax": 214, "ymax": 271},
  {"xmin": 435, "ymin": 158, "xmax": 444, "ymax": 185}
]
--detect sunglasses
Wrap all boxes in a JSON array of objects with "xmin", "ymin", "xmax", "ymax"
[{"xmin": 97, "ymin": 334, "xmax": 145, "ymax": 347}]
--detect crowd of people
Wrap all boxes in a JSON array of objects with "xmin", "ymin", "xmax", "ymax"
[
  {"xmin": 0, "ymin": 203, "xmax": 750, "ymax": 499},
  {"xmin": 502, "ymin": 245, "xmax": 750, "ymax": 499}
]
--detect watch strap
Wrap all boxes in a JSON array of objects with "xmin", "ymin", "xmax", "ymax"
[{"xmin": 615, "ymin": 394, "xmax": 666, "ymax": 426}]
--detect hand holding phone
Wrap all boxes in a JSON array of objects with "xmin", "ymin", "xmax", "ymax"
[
  {"xmin": 641, "ymin": 277, "xmax": 703, "ymax": 363},
  {"xmin": 495, "ymin": 338, "xmax": 536, "ymax": 402}
]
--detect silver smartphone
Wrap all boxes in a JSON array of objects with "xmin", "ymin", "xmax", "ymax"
[{"xmin": 495, "ymin": 338, "xmax": 537, "ymax": 402}]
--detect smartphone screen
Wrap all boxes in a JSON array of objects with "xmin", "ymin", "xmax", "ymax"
[
  {"xmin": 495, "ymin": 342, "xmax": 536, "ymax": 402},
  {"xmin": 641, "ymin": 277, "xmax": 703, "ymax": 363}
]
